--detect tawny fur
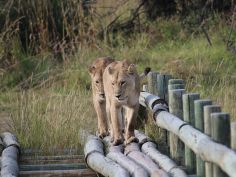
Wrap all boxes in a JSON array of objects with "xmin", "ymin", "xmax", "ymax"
[
  {"xmin": 88, "ymin": 57, "xmax": 114, "ymax": 138},
  {"xmin": 103, "ymin": 60, "xmax": 141, "ymax": 145}
]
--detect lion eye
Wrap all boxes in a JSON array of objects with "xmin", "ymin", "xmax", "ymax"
[
  {"xmin": 112, "ymin": 82, "xmax": 115, "ymax": 85},
  {"xmin": 95, "ymin": 80, "xmax": 99, "ymax": 84},
  {"xmin": 120, "ymin": 81, "xmax": 126, "ymax": 86}
]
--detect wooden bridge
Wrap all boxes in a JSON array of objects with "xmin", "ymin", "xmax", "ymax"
[{"xmin": 1, "ymin": 72, "xmax": 236, "ymax": 177}]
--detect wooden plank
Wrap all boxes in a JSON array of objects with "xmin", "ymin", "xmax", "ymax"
[
  {"xmin": 169, "ymin": 88, "xmax": 185, "ymax": 165},
  {"xmin": 183, "ymin": 93, "xmax": 200, "ymax": 174},
  {"xmin": 147, "ymin": 72, "xmax": 159, "ymax": 94},
  {"xmin": 194, "ymin": 99, "xmax": 212, "ymax": 177},
  {"xmin": 20, "ymin": 163, "xmax": 87, "ymax": 171},
  {"xmin": 231, "ymin": 122, "xmax": 236, "ymax": 151},
  {"xmin": 20, "ymin": 155, "xmax": 85, "ymax": 164},
  {"xmin": 204, "ymin": 105, "xmax": 221, "ymax": 177},
  {"xmin": 211, "ymin": 113, "xmax": 230, "ymax": 177},
  {"xmin": 19, "ymin": 169, "xmax": 98, "ymax": 177}
]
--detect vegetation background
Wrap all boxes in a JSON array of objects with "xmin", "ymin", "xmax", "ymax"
[{"xmin": 0, "ymin": 0, "xmax": 235, "ymax": 154}]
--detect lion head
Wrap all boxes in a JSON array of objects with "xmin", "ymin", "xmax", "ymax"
[
  {"xmin": 107, "ymin": 60, "xmax": 140, "ymax": 103},
  {"xmin": 88, "ymin": 57, "xmax": 114, "ymax": 101}
]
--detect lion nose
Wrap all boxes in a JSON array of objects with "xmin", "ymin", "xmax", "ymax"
[
  {"xmin": 115, "ymin": 94, "xmax": 121, "ymax": 99},
  {"xmin": 100, "ymin": 94, "xmax": 105, "ymax": 98}
]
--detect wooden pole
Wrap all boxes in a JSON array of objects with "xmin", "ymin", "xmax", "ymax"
[
  {"xmin": 1, "ymin": 132, "xmax": 20, "ymax": 177},
  {"xmin": 125, "ymin": 143, "xmax": 169, "ymax": 177},
  {"xmin": 183, "ymin": 93, "xmax": 200, "ymax": 174},
  {"xmin": 84, "ymin": 135, "xmax": 130, "ymax": 177},
  {"xmin": 103, "ymin": 137, "xmax": 149, "ymax": 177},
  {"xmin": 194, "ymin": 99, "xmax": 212, "ymax": 177},
  {"xmin": 211, "ymin": 113, "xmax": 230, "ymax": 177},
  {"xmin": 135, "ymin": 130, "xmax": 187, "ymax": 177},
  {"xmin": 204, "ymin": 105, "xmax": 221, "ymax": 177},
  {"xmin": 139, "ymin": 92, "xmax": 236, "ymax": 177},
  {"xmin": 231, "ymin": 122, "xmax": 236, "ymax": 151},
  {"xmin": 168, "ymin": 88, "xmax": 185, "ymax": 165}
]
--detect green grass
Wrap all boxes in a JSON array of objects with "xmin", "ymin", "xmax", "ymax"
[{"xmin": 0, "ymin": 15, "xmax": 235, "ymax": 153}]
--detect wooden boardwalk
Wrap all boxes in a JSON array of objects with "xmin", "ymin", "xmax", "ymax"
[{"xmin": 19, "ymin": 154, "xmax": 98, "ymax": 177}]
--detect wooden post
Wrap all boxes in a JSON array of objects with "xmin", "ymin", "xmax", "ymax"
[
  {"xmin": 147, "ymin": 72, "xmax": 159, "ymax": 94},
  {"xmin": 156, "ymin": 74, "xmax": 172, "ymax": 101},
  {"xmin": 168, "ymin": 79, "xmax": 184, "ymax": 85},
  {"xmin": 231, "ymin": 122, "xmax": 236, "ymax": 151},
  {"xmin": 143, "ymin": 85, "xmax": 148, "ymax": 92},
  {"xmin": 204, "ymin": 105, "xmax": 221, "ymax": 177},
  {"xmin": 168, "ymin": 88, "xmax": 185, "ymax": 165},
  {"xmin": 211, "ymin": 113, "xmax": 230, "ymax": 177},
  {"xmin": 183, "ymin": 93, "xmax": 200, "ymax": 174},
  {"xmin": 194, "ymin": 99, "xmax": 212, "ymax": 177}
]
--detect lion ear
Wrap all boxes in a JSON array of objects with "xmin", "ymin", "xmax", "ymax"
[
  {"xmin": 108, "ymin": 66, "xmax": 114, "ymax": 75},
  {"xmin": 88, "ymin": 65, "xmax": 95, "ymax": 74},
  {"xmin": 127, "ymin": 64, "xmax": 136, "ymax": 74}
]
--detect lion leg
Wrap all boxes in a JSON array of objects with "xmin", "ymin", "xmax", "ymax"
[
  {"xmin": 94, "ymin": 100, "xmax": 108, "ymax": 139},
  {"xmin": 110, "ymin": 105, "xmax": 124, "ymax": 146},
  {"xmin": 106, "ymin": 99, "xmax": 114, "ymax": 142},
  {"xmin": 125, "ymin": 105, "xmax": 139, "ymax": 145}
]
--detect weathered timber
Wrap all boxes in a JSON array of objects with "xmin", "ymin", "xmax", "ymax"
[
  {"xmin": 211, "ymin": 113, "xmax": 230, "ymax": 177},
  {"xmin": 1, "ymin": 132, "xmax": 20, "ymax": 177},
  {"xmin": 20, "ymin": 163, "xmax": 87, "ymax": 171},
  {"xmin": 19, "ymin": 169, "xmax": 97, "ymax": 177},
  {"xmin": 1, "ymin": 132, "xmax": 20, "ymax": 148},
  {"xmin": 194, "ymin": 99, "xmax": 212, "ymax": 177},
  {"xmin": 168, "ymin": 79, "xmax": 184, "ymax": 85},
  {"xmin": 147, "ymin": 72, "xmax": 159, "ymax": 94},
  {"xmin": 20, "ymin": 155, "xmax": 85, "ymax": 164},
  {"xmin": 0, "ymin": 137, "xmax": 4, "ymax": 154},
  {"xmin": 135, "ymin": 130, "xmax": 187, "ymax": 177},
  {"xmin": 103, "ymin": 137, "xmax": 149, "ymax": 177},
  {"xmin": 143, "ymin": 85, "xmax": 148, "ymax": 92},
  {"xmin": 139, "ymin": 91, "xmax": 236, "ymax": 177},
  {"xmin": 204, "ymin": 105, "xmax": 221, "ymax": 177},
  {"xmin": 231, "ymin": 122, "xmax": 236, "ymax": 151},
  {"xmin": 84, "ymin": 135, "xmax": 130, "ymax": 177},
  {"xmin": 125, "ymin": 143, "xmax": 169, "ymax": 177},
  {"xmin": 1, "ymin": 146, "xmax": 19, "ymax": 177},
  {"xmin": 183, "ymin": 93, "xmax": 200, "ymax": 174},
  {"xmin": 168, "ymin": 89, "xmax": 185, "ymax": 165},
  {"xmin": 168, "ymin": 84, "xmax": 185, "ymax": 90},
  {"xmin": 157, "ymin": 74, "xmax": 172, "ymax": 101}
]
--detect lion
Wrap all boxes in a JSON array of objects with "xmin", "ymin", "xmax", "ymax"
[
  {"xmin": 88, "ymin": 57, "xmax": 115, "ymax": 138},
  {"xmin": 103, "ymin": 60, "xmax": 148, "ymax": 145}
]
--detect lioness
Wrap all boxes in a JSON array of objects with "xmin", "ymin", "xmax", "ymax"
[
  {"xmin": 103, "ymin": 60, "xmax": 143, "ymax": 145},
  {"xmin": 88, "ymin": 57, "xmax": 114, "ymax": 138}
]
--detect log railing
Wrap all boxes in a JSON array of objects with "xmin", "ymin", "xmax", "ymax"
[{"xmin": 141, "ymin": 72, "xmax": 236, "ymax": 177}]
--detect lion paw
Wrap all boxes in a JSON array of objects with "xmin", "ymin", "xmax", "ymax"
[
  {"xmin": 125, "ymin": 136, "xmax": 138, "ymax": 145},
  {"xmin": 98, "ymin": 131, "xmax": 109, "ymax": 139},
  {"xmin": 112, "ymin": 138, "xmax": 124, "ymax": 146}
]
